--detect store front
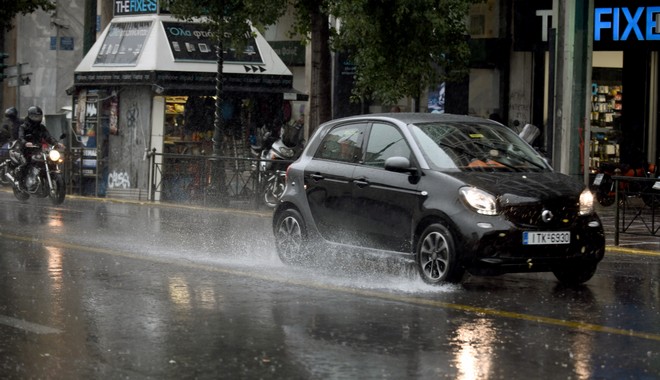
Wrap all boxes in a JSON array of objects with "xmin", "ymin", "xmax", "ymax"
[
  {"xmin": 512, "ymin": 0, "xmax": 659, "ymax": 174},
  {"xmin": 592, "ymin": 1, "xmax": 660, "ymax": 170},
  {"xmin": 71, "ymin": 7, "xmax": 305, "ymax": 200}
]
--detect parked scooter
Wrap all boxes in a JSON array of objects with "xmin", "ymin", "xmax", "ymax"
[
  {"xmin": 2, "ymin": 135, "xmax": 67, "ymax": 205},
  {"xmin": 261, "ymin": 120, "xmax": 304, "ymax": 207}
]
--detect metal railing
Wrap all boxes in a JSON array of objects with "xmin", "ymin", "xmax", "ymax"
[
  {"xmin": 612, "ymin": 176, "xmax": 660, "ymax": 245},
  {"xmin": 147, "ymin": 149, "xmax": 292, "ymax": 209}
]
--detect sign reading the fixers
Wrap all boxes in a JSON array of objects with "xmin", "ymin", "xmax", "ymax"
[
  {"xmin": 595, "ymin": 6, "xmax": 660, "ymax": 42},
  {"xmin": 114, "ymin": 0, "xmax": 158, "ymax": 16}
]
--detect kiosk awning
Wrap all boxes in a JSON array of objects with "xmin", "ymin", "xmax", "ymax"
[{"xmin": 74, "ymin": 14, "xmax": 307, "ymax": 100}]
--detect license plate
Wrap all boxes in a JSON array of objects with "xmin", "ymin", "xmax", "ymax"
[
  {"xmin": 523, "ymin": 231, "xmax": 570, "ymax": 245},
  {"xmin": 593, "ymin": 173, "xmax": 604, "ymax": 186}
]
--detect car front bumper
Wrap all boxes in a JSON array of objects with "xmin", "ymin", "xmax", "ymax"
[{"xmin": 459, "ymin": 213, "xmax": 605, "ymax": 275}]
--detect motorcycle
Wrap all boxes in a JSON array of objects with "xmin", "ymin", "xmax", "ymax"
[
  {"xmin": 2, "ymin": 136, "xmax": 66, "ymax": 205},
  {"xmin": 591, "ymin": 161, "xmax": 659, "ymax": 207},
  {"xmin": 260, "ymin": 120, "xmax": 304, "ymax": 207}
]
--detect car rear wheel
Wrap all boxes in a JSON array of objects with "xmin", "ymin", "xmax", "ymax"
[
  {"xmin": 552, "ymin": 263, "xmax": 597, "ymax": 286},
  {"xmin": 416, "ymin": 223, "xmax": 464, "ymax": 284},
  {"xmin": 274, "ymin": 208, "xmax": 307, "ymax": 265}
]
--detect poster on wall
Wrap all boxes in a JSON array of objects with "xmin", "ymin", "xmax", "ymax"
[
  {"xmin": 162, "ymin": 22, "xmax": 264, "ymax": 64},
  {"xmin": 94, "ymin": 21, "xmax": 153, "ymax": 66},
  {"xmin": 428, "ymin": 83, "xmax": 445, "ymax": 113}
]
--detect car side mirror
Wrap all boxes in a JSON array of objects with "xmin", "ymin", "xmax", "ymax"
[{"xmin": 384, "ymin": 156, "xmax": 416, "ymax": 174}]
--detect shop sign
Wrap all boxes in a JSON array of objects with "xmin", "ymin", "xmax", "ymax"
[
  {"xmin": 269, "ymin": 41, "xmax": 305, "ymax": 66},
  {"xmin": 75, "ymin": 70, "xmax": 155, "ymax": 85},
  {"xmin": 114, "ymin": 0, "xmax": 158, "ymax": 16},
  {"xmin": 512, "ymin": 0, "xmax": 554, "ymax": 51},
  {"xmin": 162, "ymin": 22, "xmax": 264, "ymax": 65},
  {"xmin": 94, "ymin": 21, "xmax": 152, "ymax": 66},
  {"xmin": 514, "ymin": 0, "xmax": 660, "ymax": 51},
  {"xmin": 595, "ymin": 6, "xmax": 660, "ymax": 42},
  {"xmin": 155, "ymin": 71, "xmax": 293, "ymax": 91},
  {"xmin": 75, "ymin": 69, "xmax": 295, "ymax": 92}
]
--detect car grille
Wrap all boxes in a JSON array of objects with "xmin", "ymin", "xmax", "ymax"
[{"xmin": 501, "ymin": 202, "xmax": 579, "ymax": 228}]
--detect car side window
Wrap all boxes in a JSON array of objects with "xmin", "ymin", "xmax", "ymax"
[
  {"xmin": 314, "ymin": 123, "xmax": 366, "ymax": 163},
  {"xmin": 364, "ymin": 123, "xmax": 411, "ymax": 168}
]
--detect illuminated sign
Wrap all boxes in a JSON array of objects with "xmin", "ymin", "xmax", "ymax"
[
  {"xmin": 595, "ymin": 6, "xmax": 660, "ymax": 41},
  {"xmin": 114, "ymin": 0, "xmax": 158, "ymax": 16}
]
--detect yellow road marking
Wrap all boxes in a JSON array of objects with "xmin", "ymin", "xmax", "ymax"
[
  {"xmin": 606, "ymin": 246, "xmax": 660, "ymax": 257},
  {"xmin": 3, "ymin": 231, "xmax": 659, "ymax": 342}
]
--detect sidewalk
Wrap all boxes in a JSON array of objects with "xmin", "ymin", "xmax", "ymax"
[{"xmin": 596, "ymin": 203, "xmax": 660, "ymax": 256}]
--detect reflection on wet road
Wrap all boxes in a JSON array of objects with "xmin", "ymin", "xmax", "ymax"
[{"xmin": 0, "ymin": 192, "xmax": 658, "ymax": 378}]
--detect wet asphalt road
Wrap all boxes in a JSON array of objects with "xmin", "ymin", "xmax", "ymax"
[{"xmin": 0, "ymin": 190, "xmax": 658, "ymax": 379}]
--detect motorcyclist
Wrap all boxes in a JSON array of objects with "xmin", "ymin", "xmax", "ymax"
[
  {"xmin": 11, "ymin": 106, "xmax": 63, "ymax": 187},
  {"xmin": 1, "ymin": 107, "xmax": 20, "ymax": 146}
]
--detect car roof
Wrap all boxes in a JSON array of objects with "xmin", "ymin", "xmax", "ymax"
[{"xmin": 322, "ymin": 112, "xmax": 499, "ymax": 127}]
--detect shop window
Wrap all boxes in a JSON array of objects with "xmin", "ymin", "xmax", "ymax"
[{"xmin": 590, "ymin": 67, "xmax": 622, "ymax": 169}]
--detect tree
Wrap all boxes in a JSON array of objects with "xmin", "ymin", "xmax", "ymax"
[
  {"xmin": 332, "ymin": 0, "xmax": 474, "ymax": 110},
  {"xmin": 163, "ymin": 0, "xmax": 286, "ymax": 202},
  {"xmin": 289, "ymin": 0, "xmax": 334, "ymax": 134},
  {"xmin": 0, "ymin": 0, "xmax": 55, "ymax": 31}
]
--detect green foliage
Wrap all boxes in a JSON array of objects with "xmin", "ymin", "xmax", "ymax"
[
  {"xmin": 332, "ymin": 0, "xmax": 474, "ymax": 105},
  {"xmin": 288, "ymin": 0, "xmax": 338, "ymax": 42},
  {"xmin": 0, "ymin": 0, "xmax": 56, "ymax": 31},
  {"xmin": 163, "ymin": 0, "xmax": 286, "ymax": 42}
]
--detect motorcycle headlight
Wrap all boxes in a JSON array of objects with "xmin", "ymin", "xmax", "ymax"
[
  {"xmin": 49, "ymin": 149, "xmax": 61, "ymax": 162},
  {"xmin": 579, "ymin": 189, "xmax": 595, "ymax": 215},
  {"xmin": 280, "ymin": 147, "xmax": 295, "ymax": 158},
  {"xmin": 460, "ymin": 187, "xmax": 498, "ymax": 215}
]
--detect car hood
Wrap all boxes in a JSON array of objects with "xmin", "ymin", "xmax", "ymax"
[{"xmin": 447, "ymin": 171, "xmax": 584, "ymax": 204}]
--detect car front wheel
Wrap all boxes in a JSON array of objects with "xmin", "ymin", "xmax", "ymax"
[
  {"xmin": 274, "ymin": 208, "xmax": 307, "ymax": 265},
  {"xmin": 552, "ymin": 263, "xmax": 597, "ymax": 286},
  {"xmin": 416, "ymin": 223, "xmax": 464, "ymax": 284}
]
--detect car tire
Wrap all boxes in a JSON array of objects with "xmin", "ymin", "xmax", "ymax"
[
  {"xmin": 416, "ymin": 223, "xmax": 464, "ymax": 284},
  {"xmin": 552, "ymin": 263, "xmax": 597, "ymax": 286},
  {"xmin": 274, "ymin": 208, "xmax": 307, "ymax": 265}
]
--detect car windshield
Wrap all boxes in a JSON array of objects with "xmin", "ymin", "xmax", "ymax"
[{"xmin": 410, "ymin": 121, "xmax": 550, "ymax": 172}]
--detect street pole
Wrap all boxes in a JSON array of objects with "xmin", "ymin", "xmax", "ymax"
[
  {"xmin": 554, "ymin": 0, "xmax": 592, "ymax": 179},
  {"xmin": 16, "ymin": 62, "xmax": 20, "ymax": 115}
]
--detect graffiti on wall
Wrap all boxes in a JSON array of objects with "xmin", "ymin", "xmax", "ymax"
[
  {"xmin": 108, "ymin": 170, "xmax": 131, "ymax": 189},
  {"xmin": 509, "ymin": 91, "xmax": 532, "ymax": 126},
  {"xmin": 125, "ymin": 101, "xmax": 142, "ymax": 145}
]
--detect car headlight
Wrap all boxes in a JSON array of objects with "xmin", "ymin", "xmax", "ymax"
[
  {"xmin": 579, "ymin": 188, "xmax": 595, "ymax": 215},
  {"xmin": 49, "ymin": 149, "xmax": 61, "ymax": 162},
  {"xmin": 460, "ymin": 187, "xmax": 498, "ymax": 215}
]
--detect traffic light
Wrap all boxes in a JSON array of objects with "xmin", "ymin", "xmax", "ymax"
[{"xmin": 0, "ymin": 52, "xmax": 8, "ymax": 81}]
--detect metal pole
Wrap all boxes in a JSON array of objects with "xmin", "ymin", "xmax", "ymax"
[
  {"xmin": 16, "ymin": 63, "xmax": 21, "ymax": 115},
  {"xmin": 614, "ymin": 177, "xmax": 620, "ymax": 245}
]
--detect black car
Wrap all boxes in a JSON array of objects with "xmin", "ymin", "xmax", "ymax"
[{"xmin": 272, "ymin": 113, "xmax": 605, "ymax": 285}]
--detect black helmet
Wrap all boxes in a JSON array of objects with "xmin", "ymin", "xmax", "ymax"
[
  {"xmin": 4, "ymin": 107, "xmax": 17, "ymax": 119},
  {"xmin": 27, "ymin": 106, "xmax": 43, "ymax": 124}
]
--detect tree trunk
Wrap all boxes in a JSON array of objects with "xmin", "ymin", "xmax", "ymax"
[{"xmin": 309, "ymin": 6, "xmax": 332, "ymax": 135}]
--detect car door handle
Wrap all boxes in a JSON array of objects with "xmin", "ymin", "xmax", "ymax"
[
  {"xmin": 354, "ymin": 179, "xmax": 369, "ymax": 188},
  {"xmin": 311, "ymin": 174, "xmax": 324, "ymax": 181}
]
